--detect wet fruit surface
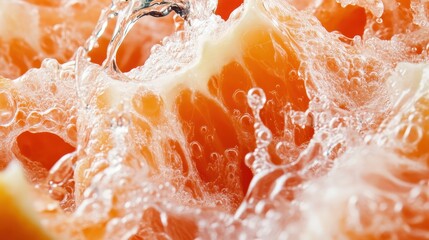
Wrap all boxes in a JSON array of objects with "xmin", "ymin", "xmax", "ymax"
[{"xmin": 0, "ymin": 0, "xmax": 429, "ymax": 239}]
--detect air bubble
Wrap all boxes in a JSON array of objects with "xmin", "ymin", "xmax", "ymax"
[
  {"xmin": 0, "ymin": 91, "xmax": 17, "ymax": 126},
  {"xmin": 225, "ymin": 148, "xmax": 239, "ymax": 162},
  {"xmin": 233, "ymin": 89, "xmax": 247, "ymax": 105},
  {"xmin": 206, "ymin": 134, "xmax": 215, "ymax": 143},
  {"xmin": 210, "ymin": 152, "xmax": 220, "ymax": 161},
  {"xmin": 226, "ymin": 163, "xmax": 236, "ymax": 172},
  {"xmin": 256, "ymin": 127, "xmax": 272, "ymax": 148},
  {"xmin": 245, "ymin": 152, "xmax": 256, "ymax": 168},
  {"xmin": 239, "ymin": 114, "xmax": 253, "ymax": 128},
  {"xmin": 289, "ymin": 70, "xmax": 298, "ymax": 78},
  {"xmin": 251, "ymin": 153, "xmax": 272, "ymax": 174},
  {"xmin": 190, "ymin": 141, "xmax": 203, "ymax": 159}
]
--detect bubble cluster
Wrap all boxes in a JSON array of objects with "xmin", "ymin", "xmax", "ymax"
[{"xmin": 244, "ymin": 88, "xmax": 273, "ymax": 174}]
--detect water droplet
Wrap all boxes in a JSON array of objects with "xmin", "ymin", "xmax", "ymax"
[
  {"xmin": 255, "ymin": 200, "xmax": 268, "ymax": 215},
  {"xmin": 376, "ymin": 17, "xmax": 383, "ymax": 24},
  {"xmin": 239, "ymin": 113, "xmax": 253, "ymax": 128},
  {"xmin": 245, "ymin": 152, "xmax": 255, "ymax": 169},
  {"xmin": 48, "ymin": 152, "xmax": 77, "ymax": 185},
  {"xmin": 251, "ymin": 157, "xmax": 271, "ymax": 174},
  {"xmin": 256, "ymin": 127, "xmax": 272, "ymax": 148},
  {"xmin": 173, "ymin": 13, "xmax": 186, "ymax": 31},
  {"xmin": 160, "ymin": 212, "xmax": 169, "ymax": 227},
  {"xmin": 49, "ymin": 184, "xmax": 68, "ymax": 202},
  {"xmin": 393, "ymin": 202, "xmax": 403, "ymax": 213},
  {"xmin": 0, "ymin": 91, "xmax": 16, "ymax": 126},
  {"xmin": 89, "ymin": 0, "xmax": 190, "ymax": 73},
  {"xmin": 409, "ymin": 185, "xmax": 422, "ymax": 199},
  {"xmin": 210, "ymin": 152, "xmax": 220, "ymax": 161},
  {"xmin": 233, "ymin": 89, "xmax": 247, "ymax": 105},
  {"xmin": 276, "ymin": 141, "xmax": 292, "ymax": 160},
  {"xmin": 41, "ymin": 58, "xmax": 60, "ymax": 71},
  {"xmin": 245, "ymin": 87, "xmax": 273, "ymax": 174},
  {"xmin": 247, "ymin": 87, "xmax": 266, "ymax": 111},
  {"xmin": 353, "ymin": 35, "xmax": 362, "ymax": 46},
  {"xmin": 224, "ymin": 148, "xmax": 239, "ymax": 162}
]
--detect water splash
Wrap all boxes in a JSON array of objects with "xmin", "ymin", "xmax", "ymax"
[
  {"xmin": 84, "ymin": 0, "xmax": 190, "ymax": 74},
  {"xmin": 46, "ymin": 152, "xmax": 77, "ymax": 211},
  {"xmin": 245, "ymin": 88, "xmax": 273, "ymax": 174},
  {"xmin": 2, "ymin": 0, "xmax": 429, "ymax": 239}
]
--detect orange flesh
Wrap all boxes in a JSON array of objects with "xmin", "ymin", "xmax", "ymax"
[
  {"xmin": 0, "ymin": 163, "xmax": 53, "ymax": 240},
  {"xmin": 216, "ymin": 0, "xmax": 244, "ymax": 19},
  {"xmin": 315, "ymin": 0, "xmax": 367, "ymax": 38},
  {"xmin": 0, "ymin": 191, "xmax": 51, "ymax": 240},
  {"xmin": 0, "ymin": 0, "xmax": 429, "ymax": 239},
  {"xmin": 16, "ymin": 132, "xmax": 75, "ymax": 171},
  {"xmin": 0, "ymin": 194, "xmax": 50, "ymax": 240}
]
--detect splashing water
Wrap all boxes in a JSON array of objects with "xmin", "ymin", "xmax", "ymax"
[
  {"xmin": 245, "ymin": 88, "xmax": 273, "ymax": 174},
  {"xmin": 84, "ymin": 0, "xmax": 191, "ymax": 74}
]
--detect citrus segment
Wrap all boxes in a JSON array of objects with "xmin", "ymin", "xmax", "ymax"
[
  {"xmin": 17, "ymin": 131, "xmax": 75, "ymax": 171},
  {"xmin": 0, "ymin": 0, "xmax": 429, "ymax": 239},
  {"xmin": 0, "ymin": 161, "xmax": 53, "ymax": 240},
  {"xmin": 314, "ymin": 0, "xmax": 367, "ymax": 38}
]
